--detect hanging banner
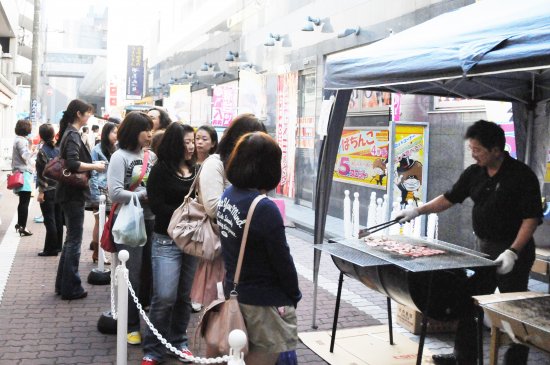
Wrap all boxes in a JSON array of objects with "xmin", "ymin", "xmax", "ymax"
[
  {"xmin": 237, "ymin": 71, "xmax": 266, "ymax": 118},
  {"xmin": 126, "ymin": 45, "xmax": 144, "ymax": 100},
  {"xmin": 276, "ymin": 72, "xmax": 298, "ymax": 198},
  {"xmin": 333, "ymin": 128, "xmax": 390, "ymax": 188},
  {"xmin": 392, "ymin": 124, "xmax": 427, "ymax": 207},
  {"xmin": 297, "ymin": 116, "xmax": 315, "ymax": 149},
  {"xmin": 211, "ymin": 81, "xmax": 238, "ymax": 127},
  {"xmin": 166, "ymin": 84, "xmax": 191, "ymax": 122},
  {"xmin": 190, "ymin": 88, "xmax": 211, "ymax": 127}
]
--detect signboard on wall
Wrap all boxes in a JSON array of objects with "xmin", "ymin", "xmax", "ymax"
[
  {"xmin": 392, "ymin": 124, "xmax": 427, "ymax": 207},
  {"xmin": 238, "ymin": 71, "xmax": 266, "ymax": 118},
  {"xmin": 348, "ymin": 90, "xmax": 392, "ymax": 113},
  {"xmin": 545, "ymin": 149, "xmax": 550, "ymax": 183},
  {"xmin": 126, "ymin": 45, "xmax": 144, "ymax": 100},
  {"xmin": 276, "ymin": 72, "xmax": 298, "ymax": 198},
  {"xmin": 166, "ymin": 84, "xmax": 191, "ymax": 122},
  {"xmin": 211, "ymin": 81, "xmax": 238, "ymax": 128},
  {"xmin": 190, "ymin": 88, "xmax": 210, "ymax": 127},
  {"xmin": 333, "ymin": 128, "xmax": 390, "ymax": 189},
  {"xmin": 297, "ymin": 116, "xmax": 315, "ymax": 149}
]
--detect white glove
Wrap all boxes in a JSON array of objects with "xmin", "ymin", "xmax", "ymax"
[
  {"xmin": 396, "ymin": 207, "xmax": 420, "ymax": 223},
  {"xmin": 494, "ymin": 249, "xmax": 518, "ymax": 275}
]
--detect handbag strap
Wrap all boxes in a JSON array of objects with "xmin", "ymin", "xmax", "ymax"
[
  {"xmin": 233, "ymin": 194, "xmax": 266, "ymax": 289},
  {"xmin": 184, "ymin": 154, "xmax": 214, "ymax": 200},
  {"xmin": 109, "ymin": 150, "xmax": 150, "ymax": 215}
]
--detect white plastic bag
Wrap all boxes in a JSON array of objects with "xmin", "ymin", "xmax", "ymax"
[{"xmin": 112, "ymin": 194, "xmax": 147, "ymax": 247}]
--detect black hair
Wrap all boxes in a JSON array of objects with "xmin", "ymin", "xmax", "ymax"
[
  {"xmin": 157, "ymin": 122, "xmax": 196, "ymax": 172},
  {"xmin": 197, "ymin": 124, "xmax": 218, "ymax": 155},
  {"xmin": 58, "ymin": 99, "xmax": 93, "ymax": 144},
  {"xmin": 217, "ymin": 113, "xmax": 266, "ymax": 164},
  {"xmin": 82, "ymin": 126, "xmax": 89, "ymax": 133},
  {"xmin": 92, "ymin": 125, "xmax": 99, "ymax": 132},
  {"xmin": 14, "ymin": 119, "xmax": 32, "ymax": 136},
  {"xmin": 38, "ymin": 123, "xmax": 55, "ymax": 147},
  {"xmin": 100, "ymin": 122, "xmax": 118, "ymax": 161},
  {"xmin": 226, "ymin": 132, "xmax": 281, "ymax": 190},
  {"xmin": 117, "ymin": 112, "xmax": 154, "ymax": 151},
  {"xmin": 148, "ymin": 107, "xmax": 172, "ymax": 130},
  {"xmin": 465, "ymin": 120, "xmax": 505, "ymax": 152}
]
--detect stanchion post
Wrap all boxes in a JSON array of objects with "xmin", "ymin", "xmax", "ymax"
[
  {"xmin": 98, "ymin": 194, "xmax": 106, "ymax": 271},
  {"xmin": 116, "ymin": 250, "xmax": 129, "ymax": 365},
  {"xmin": 227, "ymin": 329, "xmax": 247, "ymax": 365},
  {"xmin": 343, "ymin": 190, "xmax": 351, "ymax": 238}
]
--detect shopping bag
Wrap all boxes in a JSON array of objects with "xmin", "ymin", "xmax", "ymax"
[
  {"xmin": 276, "ymin": 350, "xmax": 298, "ymax": 365},
  {"xmin": 111, "ymin": 195, "xmax": 146, "ymax": 247}
]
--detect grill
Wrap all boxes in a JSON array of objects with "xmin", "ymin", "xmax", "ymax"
[{"xmin": 315, "ymin": 235, "xmax": 498, "ymax": 365}]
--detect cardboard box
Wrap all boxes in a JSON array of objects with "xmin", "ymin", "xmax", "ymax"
[
  {"xmin": 531, "ymin": 259, "xmax": 548, "ymax": 276},
  {"xmin": 396, "ymin": 303, "xmax": 458, "ymax": 335}
]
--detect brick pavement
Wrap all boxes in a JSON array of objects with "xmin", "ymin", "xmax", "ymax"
[{"xmin": 0, "ymin": 185, "xmax": 549, "ymax": 364}]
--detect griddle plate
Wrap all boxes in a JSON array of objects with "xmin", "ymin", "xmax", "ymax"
[
  {"xmin": 313, "ymin": 243, "xmax": 389, "ymax": 268},
  {"xmin": 485, "ymin": 296, "xmax": 550, "ymax": 333},
  {"xmin": 334, "ymin": 235, "xmax": 497, "ymax": 272}
]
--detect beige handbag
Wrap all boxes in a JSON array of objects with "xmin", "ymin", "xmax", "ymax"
[
  {"xmin": 168, "ymin": 163, "xmax": 221, "ymax": 260},
  {"xmin": 198, "ymin": 194, "xmax": 266, "ymax": 356}
]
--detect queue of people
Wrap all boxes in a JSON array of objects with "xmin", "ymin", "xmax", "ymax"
[{"xmin": 10, "ymin": 99, "xmax": 302, "ymax": 365}]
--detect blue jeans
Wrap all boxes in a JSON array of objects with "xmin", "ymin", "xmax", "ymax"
[
  {"xmin": 56, "ymin": 200, "xmax": 85, "ymax": 298},
  {"xmin": 143, "ymin": 233, "xmax": 198, "ymax": 360},
  {"xmin": 116, "ymin": 218, "xmax": 154, "ymax": 333}
]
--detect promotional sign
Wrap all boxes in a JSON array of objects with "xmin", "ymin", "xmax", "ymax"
[
  {"xmin": 276, "ymin": 72, "xmax": 298, "ymax": 197},
  {"xmin": 126, "ymin": 45, "xmax": 144, "ymax": 100},
  {"xmin": 348, "ymin": 90, "xmax": 392, "ymax": 113},
  {"xmin": 392, "ymin": 124, "xmax": 427, "ymax": 207},
  {"xmin": 211, "ymin": 81, "xmax": 238, "ymax": 127},
  {"xmin": 190, "ymin": 88, "xmax": 210, "ymax": 127},
  {"xmin": 297, "ymin": 116, "xmax": 315, "ymax": 149},
  {"xmin": 545, "ymin": 149, "xmax": 550, "ymax": 183},
  {"xmin": 333, "ymin": 129, "xmax": 390, "ymax": 189},
  {"xmin": 237, "ymin": 70, "xmax": 266, "ymax": 118}
]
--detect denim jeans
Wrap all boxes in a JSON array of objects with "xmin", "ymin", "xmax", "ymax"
[
  {"xmin": 55, "ymin": 200, "xmax": 85, "ymax": 298},
  {"xmin": 40, "ymin": 190, "xmax": 63, "ymax": 253},
  {"xmin": 143, "ymin": 233, "xmax": 198, "ymax": 360},
  {"xmin": 116, "ymin": 218, "xmax": 154, "ymax": 333}
]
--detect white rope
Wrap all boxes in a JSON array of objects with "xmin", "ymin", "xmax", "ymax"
[{"xmin": 120, "ymin": 269, "xmax": 232, "ymax": 364}]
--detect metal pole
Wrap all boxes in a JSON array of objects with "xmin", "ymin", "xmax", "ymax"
[
  {"xmin": 30, "ymin": 0, "xmax": 41, "ymax": 124},
  {"xmin": 116, "ymin": 250, "xmax": 129, "ymax": 365}
]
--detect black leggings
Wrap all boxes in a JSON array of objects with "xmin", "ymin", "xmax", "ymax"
[{"xmin": 17, "ymin": 191, "xmax": 32, "ymax": 228}]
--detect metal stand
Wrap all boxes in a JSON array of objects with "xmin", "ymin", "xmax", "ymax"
[
  {"xmin": 387, "ymin": 297, "xmax": 394, "ymax": 345},
  {"xmin": 416, "ymin": 272, "xmax": 434, "ymax": 365},
  {"xmin": 330, "ymin": 272, "xmax": 344, "ymax": 352},
  {"xmin": 476, "ymin": 308, "xmax": 484, "ymax": 365}
]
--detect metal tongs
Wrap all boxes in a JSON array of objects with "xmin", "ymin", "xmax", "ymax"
[{"xmin": 358, "ymin": 218, "xmax": 400, "ymax": 238}]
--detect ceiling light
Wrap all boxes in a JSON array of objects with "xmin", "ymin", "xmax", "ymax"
[
  {"xmin": 302, "ymin": 16, "xmax": 321, "ymax": 31},
  {"xmin": 200, "ymin": 62, "xmax": 214, "ymax": 72},
  {"xmin": 225, "ymin": 51, "xmax": 239, "ymax": 62},
  {"xmin": 337, "ymin": 26, "xmax": 360, "ymax": 38},
  {"xmin": 264, "ymin": 33, "xmax": 281, "ymax": 47}
]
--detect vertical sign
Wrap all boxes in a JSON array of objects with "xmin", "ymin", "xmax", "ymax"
[
  {"xmin": 109, "ymin": 83, "xmax": 117, "ymax": 106},
  {"xmin": 126, "ymin": 45, "xmax": 144, "ymax": 100},
  {"xmin": 168, "ymin": 84, "xmax": 191, "ymax": 122},
  {"xmin": 276, "ymin": 72, "xmax": 298, "ymax": 198},
  {"xmin": 211, "ymin": 81, "xmax": 238, "ymax": 127}
]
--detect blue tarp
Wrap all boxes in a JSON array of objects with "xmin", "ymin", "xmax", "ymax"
[{"xmin": 324, "ymin": 0, "xmax": 550, "ymax": 104}]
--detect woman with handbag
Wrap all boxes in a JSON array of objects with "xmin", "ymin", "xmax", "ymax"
[
  {"xmin": 88, "ymin": 122, "xmax": 118, "ymax": 264},
  {"xmin": 141, "ymin": 122, "xmax": 198, "ymax": 365},
  {"xmin": 11, "ymin": 119, "xmax": 35, "ymax": 236},
  {"xmin": 108, "ymin": 112, "xmax": 156, "ymax": 346},
  {"xmin": 216, "ymin": 132, "xmax": 302, "ymax": 365},
  {"xmin": 55, "ymin": 99, "xmax": 106, "ymax": 300},
  {"xmin": 190, "ymin": 114, "xmax": 267, "ymax": 309},
  {"xmin": 35, "ymin": 123, "xmax": 63, "ymax": 256}
]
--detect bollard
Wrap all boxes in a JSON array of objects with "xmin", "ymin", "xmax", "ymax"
[
  {"xmin": 427, "ymin": 213, "xmax": 439, "ymax": 239},
  {"xmin": 374, "ymin": 198, "xmax": 384, "ymax": 236},
  {"xmin": 352, "ymin": 192, "xmax": 360, "ymax": 237},
  {"xmin": 389, "ymin": 202, "xmax": 401, "ymax": 235},
  {"xmin": 413, "ymin": 202, "xmax": 423, "ymax": 238},
  {"xmin": 343, "ymin": 190, "xmax": 352, "ymax": 238},
  {"xmin": 227, "ymin": 329, "xmax": 247, "ymax": 365},
  {"xmin": 88, "ymin": 195, "xmax": 110, "ymax": 285},
  {"xmin": 366, "ymin": 192, "xmax": 377, "ymax": 232},
  {"xmin": 116, "ymin": 250, "xmax": 129, "ymax": 365}
]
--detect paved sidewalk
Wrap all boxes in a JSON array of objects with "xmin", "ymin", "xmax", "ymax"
[{"xmin": 0, "ymin": 185, "xmax": 549, "ymax": 364}]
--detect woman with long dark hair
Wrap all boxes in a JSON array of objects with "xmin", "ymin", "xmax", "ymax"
[
  {"xmin": 11, "ymin": 119, "xmax": 34, "ymax": 236},
  {"xmin": 190, "ymin": 114, "xmax": 267, "ymax": 309},
  {"xmin": 35, "ymin": 123, "xmax": 63, "ymax": 256},
  {"xmin": 142, "ymin": 122, "xmax": 197, "ymax": 364},
  {"xmin": 55, "ymin": 99, "xmax": 106, "ymax": 300},
  {"xmin": 148, "ymin": 107, "xmax": 172, "ymax": 154},
  {"xmin": 108, "ymin": 112, "xmax": 156, "ymax": 346},
  {"xmin": 88, "ymin": 122, "xmax": 118, "ymax": 263}
]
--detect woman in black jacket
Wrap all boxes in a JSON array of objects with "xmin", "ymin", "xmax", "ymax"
[{"xmin": 55, "ymin": 99, "xmax": 106, "ymax": 300}]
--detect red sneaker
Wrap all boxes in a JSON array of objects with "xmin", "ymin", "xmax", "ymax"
[{"xmin": 177, "ymin": 347, "xmax": 194, "ymax": 363}]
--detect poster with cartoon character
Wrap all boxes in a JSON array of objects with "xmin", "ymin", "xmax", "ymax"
[{"xmin": 393, "ymin": 124, "xmax": 428, "ymax": 207}]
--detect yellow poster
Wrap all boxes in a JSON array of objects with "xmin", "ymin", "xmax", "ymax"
[
  {"xmin": 333, "ymin": 129, "xmax": 390, "ymax": 189},
  {"xmin": 545, "ymin": 149, "xmax": 550, "ymax": 183},
  {"xmin": 393, "ymin": 124, "xmax": 426, "ymax": 207}
]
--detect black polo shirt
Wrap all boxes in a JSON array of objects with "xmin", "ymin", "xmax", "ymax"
[{"xmin": 444, "ymin": 152, "xmax": 542, "ymax": 245}]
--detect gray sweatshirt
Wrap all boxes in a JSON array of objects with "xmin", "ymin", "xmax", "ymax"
[
  {"xmin": 107, "ymin": 148, "xmax": 157, "ymax": 220},
  {"xmin": 12, "ymin": 136, "xmax": 32, "ymax": 172}
]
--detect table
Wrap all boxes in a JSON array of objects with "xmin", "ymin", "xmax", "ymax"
[{"xmin": 473, "ymin": 292, "xmax": 550, "ymax": 365}]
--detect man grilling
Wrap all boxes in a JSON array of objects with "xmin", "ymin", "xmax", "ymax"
[{"xmin": 397, "ymin": 120, "xmax": 543, "ymax": 365}]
